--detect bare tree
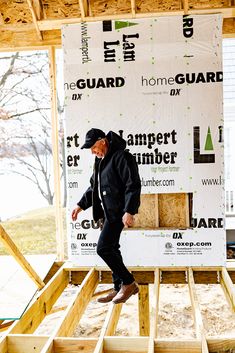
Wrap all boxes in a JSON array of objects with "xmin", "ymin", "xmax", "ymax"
[{"xmin": 0, "ymin": 51, "xmax": 64, "ymax": 206}]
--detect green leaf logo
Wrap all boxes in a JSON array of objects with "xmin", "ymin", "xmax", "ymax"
[
  {"xmin": 204, "ymin": 127, "xmax": 214, "ymax": 151},
  {"xmin": 115, "ymin": 21, "xmax": 138, "ymax": 30}
]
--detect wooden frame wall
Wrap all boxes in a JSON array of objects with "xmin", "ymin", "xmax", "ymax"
[{"xmin": 0, "ymin": 265, "xmax": 235, "ymax": 352}]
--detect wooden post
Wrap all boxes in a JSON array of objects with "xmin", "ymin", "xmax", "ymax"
[
  {"xmin": 0, "ymin": 224, "xmax": 45, "ymax": 289},
  {"xmin": 138, "ymin": 285, "xmax": 150, "ymax": 336},
  {"xmin": 48, "ymin": 45, "xmax": 65, "ymax": 261}
]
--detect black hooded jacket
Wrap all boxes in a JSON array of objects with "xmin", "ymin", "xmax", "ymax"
[{"xmin": 77, "ymin": 131, "xmax": 141, "ymax": 222}]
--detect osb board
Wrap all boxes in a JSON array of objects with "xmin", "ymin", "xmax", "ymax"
[
  {"xmin": 90, "ymin": 0, "xmax": 131, "ymax": 16},
  {"xmin": 188, "ymin": 0, "xmax": 230, "ymax": 9},
  {"xmin": 0, "ymin": 30, "xmax": 61, "ymax": 50},
  {"xmin": 136, "ymin": 0, "xmax": 180, "ymax": 13},
  {"xmin": 158, "ymin": 193, "xmax": 188, "ymax": 228},
  {"xmin": 1, "ymin": 0, "xmax": 32, "ymax": 24},
  {"xmin": 42, "ymin": 0, "xmax": 81, "ymax": 20},
  {"xmin": 133, "ymin": 194, "xmax": 158, "ymax": 229}
]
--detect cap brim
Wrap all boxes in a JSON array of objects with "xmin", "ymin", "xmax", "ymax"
[{"xmin": 81, "ymin": 142, "xmax": 94, "ymax": 149}]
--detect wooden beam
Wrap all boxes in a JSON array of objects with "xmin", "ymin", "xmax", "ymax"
[
  {"xmin": 138, "ymin": 285, "xmax": 150, "ymax": 336},
  {"xmin": 7, "ymin": 334, "xmax": 49, "ymax": 353},
  {"xmin": 54, "ymin": 337, "xmax": 98, "ymax": 353},
  {"xmin": 39, "ymin": 268, "xmax": 99, "ymax": 353},
  {"xmin": 56, "ymin": 268, "xmax": 99, "ymax": 337},
  {"xmin": 93, "ymin": 302, "xmax": 123, "ymax": 353},
  {"xmin": 8, "ymin": 265, "xmax": 69, "ymax": 334},
  {"xmin": 154, "ymin": 339, "xmax": 201, "ymax": 353},
  {"xmin": 148, "ymin": 269, "xmax": 160, "ymax": 353},
  {"xmin": 188, "ymin": 268, "xmax": 209, "ymax": 353},
  {"xmin": 0, "ymin": 224, "xmax": 45, "ymax": 289},
  {"xmin": 26, "ymin": 0, "xmax": 43, "ymax": 40},
  {"xmin": 220, "ymin": 267, "xmax": 235, "ymax": 310},
  {"xmin": 79, "ymin": 0, "xmax": 89, "ymax": 19},
  {"xmin": 207, "ymin": 337, "xmax": 235, "ymax": 352},
  {"xmin": 182, "ymin": 0, "xmax": 189, "ymax": 15},
  {"xmin": 48, "ymin": 45, "xmax": 65, "ymax": 261},
  {"xmin": 104, "ymin": 336, "xmax": 148, "ymax": 353},
  {"xmin": 0, "ymin": 337, "xmax": 7, "ymax": 353},
  {"xmin": 32, "ymin": 0, "xmax": 43, "ymax": 20},
  {"xmin": 131, "ymin": 0, "xmax": 136, "ymax": 17}
]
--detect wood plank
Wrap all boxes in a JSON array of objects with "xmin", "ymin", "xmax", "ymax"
[
  {"xmin": 138, "ymin": 285, "xmax": 150, "ymax": 336},
  {"xmin": 148, "ymin": 269, "xmax": 160, "ymax": 353},
  {"xmin": 0, "ymin": 225, "xmax": 45, "ymax": 289},
  {"xmin": 0, "ymin": 255, "xmax": 55, "ymax": 320},
  {"xmin": 32, "ymin": 0, "xmax": 43, "ymax": 20},
  {"xmin": 54, "ymin": 337, "xmax": 97, "ymax": 353},
  {"xmin": 154, "ymin": 339, "xmax": 201, "ymax": 353},
  {"xmin": 220, "ymin": 267, "xmax": 235, "ymax": 310},
  {"xmin": 93, "ymin": 301, "xmax": 123, "ymax": 353},
  {"xmin": 48, "ymin": 46, "xmax": 65, "ymax": 261},
  {"xmin": 207, "ymin": 337, "xmax": 235, "ymax": 352},
  {"xmin": 8, "ymin": 264, "xmax": 69, "ymax": 334},
  {"xmin": 26, "ymin": 0, "xmax": 43, "ymax": 40},
  {"xmin": 39, "ymin": 268, "xmax": 99, "ymax": 353},
  {"xmin": 56, "ymin": 268, "xmax": 99, "ymax": 337},
  {"xmin": 0, "ymin": 337, "xmax": 7, "ymax": 353},
  {"xmin": 104, "ymin": 336, "xmax": 148, "ymax": 353},
  {"xmin": 188, "ymin": 268, "xmax": 209, "ymax": 353},
  {"xmin": 7, "ymin": 334, "xmax": 49, "ymax": 353}
]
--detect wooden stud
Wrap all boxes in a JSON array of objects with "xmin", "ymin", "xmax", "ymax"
[
  {"xmin": 0, "ymin": 224, "xmax": 45, "ymax": 289},
  {"xmin": 220, "ymin": 267, "xmax": 235, "ymax": 311},
  {"xmin": 148, "ymin": 269, "xmax": 160, "ymax": 353},
  {"xmin": 7, "ymin": 334, "xmax": 49, "ymax": 353},
  {"xmin": 26, "ymin": 0, "xmax": 43, "ymax": 40},
  {"xmin": 32, "ymin": 0, "xmax": 43, "ymax": 20},
  {"xmin": 131, "ymin": 0, "xmax": 136, "ymax": 16},
  {"xmin": 93, "ymin": 302, "xmax": 123, "ymax": 353},
  {"xmin": 48, "ymin": 45, "xmax": 65, "ymax": 261},
  {"xmin": 0, "ymin": 337, "xmax": 7, "ymax": 353},
  {"xmin": 56, "ymin": 268, "xmax": 99, "ymax": 337},
  {"xmin": 207, "ymin": 337, "xmax": 235, "ymax": 352},
  {"xmin": 8, "ymin": 265, "xmax": 69, "ymax": 334},
  {"xmin": 188, "ymin": 268, "xmax": 209, "ymax": 353},
  {"xmin": 154, "ymin": 339, "xmax": 201, "ymax": 353},
  {"xmin": 138, "ymin": 285, "xmax": 150, "ymax": 336},
  {"xmin": 182, "ymin": 0, "xmax": 189, "ymax": 15},
  {"xmin": 104, "ymin": 336, "xmax": 148, "ymax": 353},
  {"xmin": 79, "ymin": 0, "xmax": 89, "ymax": 19},
  {"xmin": 54, "ymin": 337, "xmax": 98, "ymax": 353}
]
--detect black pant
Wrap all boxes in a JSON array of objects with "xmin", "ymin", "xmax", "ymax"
[{"xmin": 96, "ymin": 219, "xmax": 134, "ymax": 291}]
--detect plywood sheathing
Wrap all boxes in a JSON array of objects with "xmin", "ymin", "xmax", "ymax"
[
  {"xmin": 42, "ymin": 0, "xmax": 81, "ymax": 19},
  {"xmin": 158, "ymin": 193, "xmax": 189, "ymax": 228},
  {"xmin": 89, "ymin": 0, "xmax": 131, "ymax": 16}
]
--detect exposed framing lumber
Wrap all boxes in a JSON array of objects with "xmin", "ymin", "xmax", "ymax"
[
  {"xmin": 138, "ymin": 285, "xmax": 150, "ymax": 336},
  {"xmin": 188, "ymin": 268, "xmax": 209, "ymax": 353},
  {"xmin": 79, "ymin": 0, "xmax": 89, "ymax": 19},
  {"xmin": 8, "ymin": 264, "xmax": 69, "ymax": 334},
  {"xmin": 0, "ymin": 224, "xmax": 45, "ymax": 289},
  {"xmin": 32, "ymin": 0, "xmax": 43, "ymax": 20},
  {"xmin": 26, "ymin": 0, "xmax": 43, "ymax": 40},
  {"xmin": 93, "ymin": 302, "xmax": 123, "ymax": 353},
  {"xmin": 48, "ymin": 45, "xmax": 65, "ymax": 261},
  {"xmin": 148, "ymin": 269, "xmax": 160, "ymax": 353},
  {"xmin": 54, "ymin": 337, "xmax": 97, "ymax": 352},
  {"xmin": 7, "ymin": 334, "xmax": 49, "ymax": 353},
  {"xmin": 154, "ymin": 339, "xmax": 201, "ymax": 353},
  {"xmin": 220, "ymin": 267, "xmax": 235, "ymax": 310}
]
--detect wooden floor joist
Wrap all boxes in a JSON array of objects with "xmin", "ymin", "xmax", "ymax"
[{"xmin": 0, "ymin": 265, "xmax": 235, "ymax": 353}]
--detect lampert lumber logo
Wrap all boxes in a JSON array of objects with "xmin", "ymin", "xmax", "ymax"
[
  {"xmin": 102, "ymin": 20, "xmax": 139, "ymax": 63},
  {"xmin": 193, "ymin": 125, "xmax": 223, "ymax": 164}
]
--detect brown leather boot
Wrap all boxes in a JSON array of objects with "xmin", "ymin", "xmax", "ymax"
[
  {"xmin": 112, "ymin": 282, "xmax": 139, "ymax": 304},
  {"xmin": 97, "ymin": 290, "xmax": 118, "ymax": 303}
]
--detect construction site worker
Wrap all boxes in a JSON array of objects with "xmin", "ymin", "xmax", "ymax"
[{"xmin": 72, "ymin": 128, "xmax": 141, "ymax": 304}]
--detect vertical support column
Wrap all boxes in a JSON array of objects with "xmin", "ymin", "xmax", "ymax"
[
  {"xmin": 48, "ymin": 46, "xmax": 64, "ymax": 261},
  {"xmin": 138, "ymin": 285, "xmax": 150, "ymax": 336}
]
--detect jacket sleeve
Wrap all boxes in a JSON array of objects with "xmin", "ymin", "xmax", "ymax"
[
  {"xmin": 77, "ymin": 173, "xmax": 94, "ymax": 210},
  {"xmin": 116, "ymin": 151, "xmax": 141, "ymax": 215}
]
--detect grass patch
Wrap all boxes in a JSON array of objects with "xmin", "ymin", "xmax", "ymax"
[{"xmin": 0, "ymin": 206, "xmax": 66, "ymax": 255}]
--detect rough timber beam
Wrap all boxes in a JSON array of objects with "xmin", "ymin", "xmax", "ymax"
[
  {"xmin": 188, "ymin": 268, "xmax": 209, "ymax": 353},
  {"xmin": 26, "ymin": 0, "xmax": 43, "ymax": 40},
  {"xmin": 0, "ymin": 224, "xmax": 45, "ymax": 289}
]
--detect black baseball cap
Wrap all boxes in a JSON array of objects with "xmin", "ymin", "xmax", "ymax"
[{"xmin": 81, "ymin": 128, "xmax": 106, "ymax": 149}]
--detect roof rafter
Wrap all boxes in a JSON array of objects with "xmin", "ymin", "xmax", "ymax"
[{"xmin": 26, "ymin": 0, "xmax": 43, "ymax": 40}]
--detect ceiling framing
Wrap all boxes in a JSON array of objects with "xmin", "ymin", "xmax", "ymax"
[{"xmin": 0, "ymin": 0, "xmax": 235, "ymax": 51}]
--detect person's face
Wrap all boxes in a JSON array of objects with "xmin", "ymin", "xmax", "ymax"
[{"xmin": 90, "ymin": 139, "xmax": 108, "ymax": 158}]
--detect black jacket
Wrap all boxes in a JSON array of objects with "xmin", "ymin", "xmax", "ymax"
[{"xmin": 78, "ymin": 131, "xmax": 141, "ymax": 222}]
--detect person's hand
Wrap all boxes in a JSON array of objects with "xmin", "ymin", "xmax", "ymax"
[
  {"xmin": 71, "ymin": 206, "xmax": 82, "ymax": 221},
  {"xmin": 122, "ymin": 212, "xmax": 134, "ymax": 227}
]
